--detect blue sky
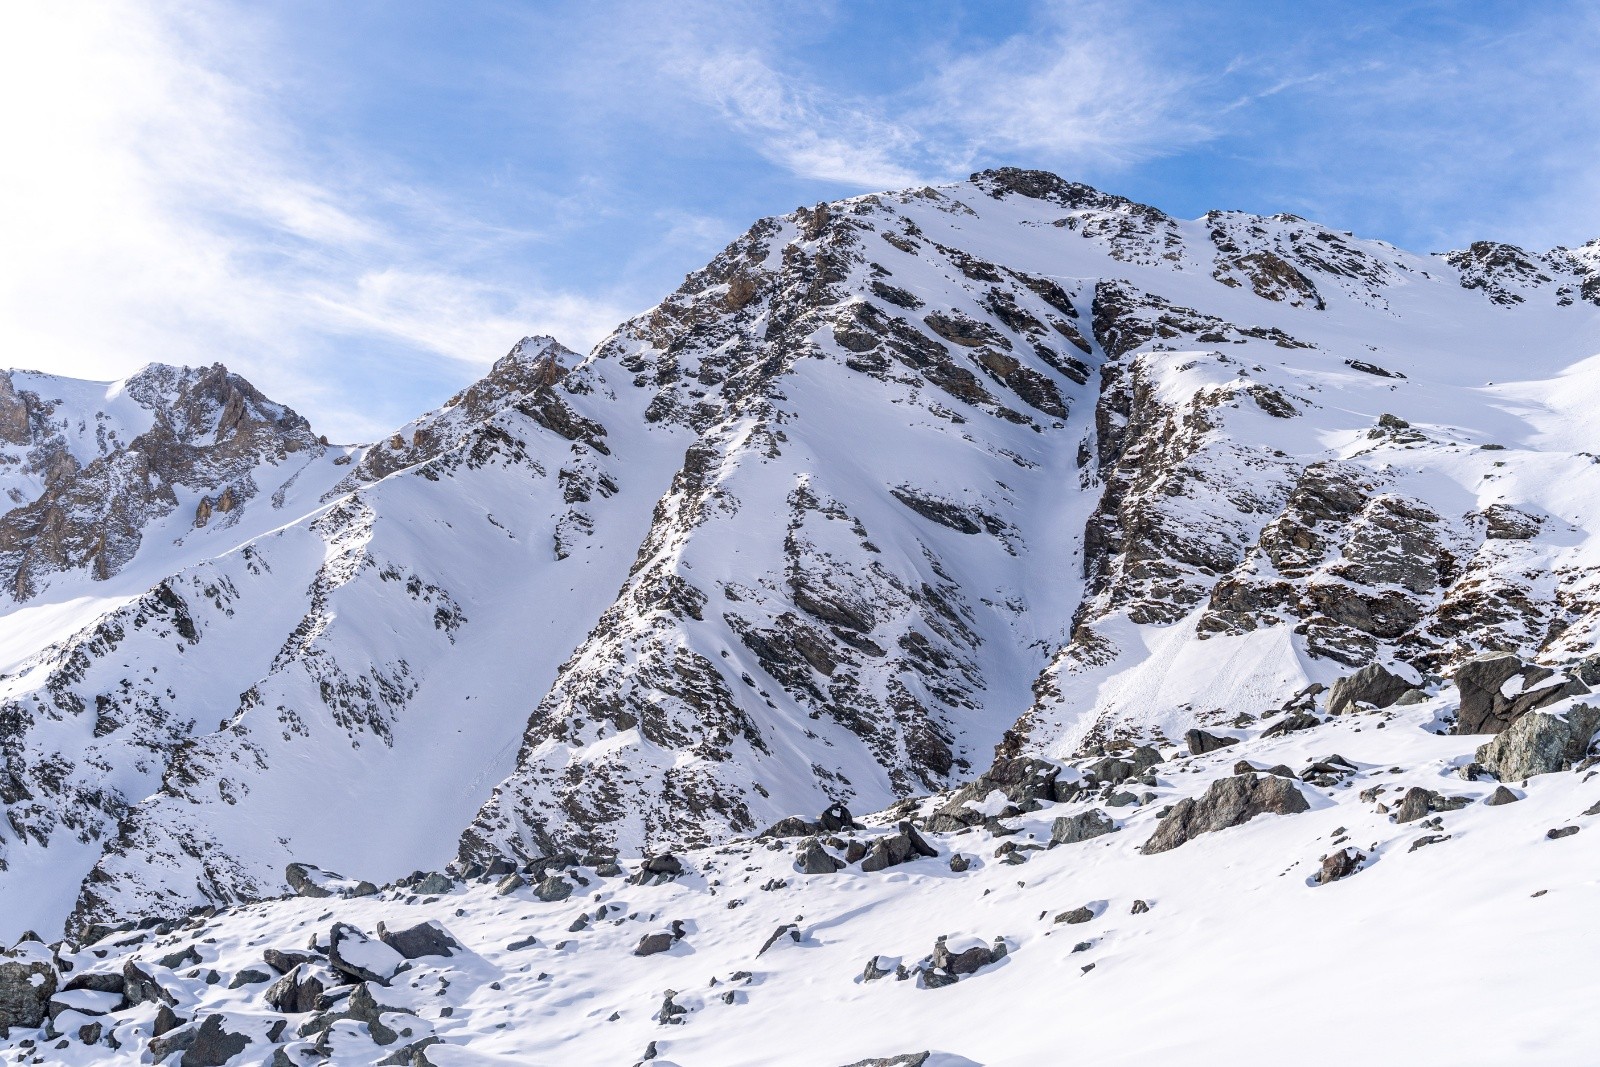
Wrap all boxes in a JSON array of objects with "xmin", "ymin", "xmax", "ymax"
[{"xmin": 4, "ymin": 1, "xmax": 1598, "ymax": 439}]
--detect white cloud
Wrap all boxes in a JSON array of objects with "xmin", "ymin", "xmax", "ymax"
[
  {"xmin": 647, "ymin": 0, "xmax": 1207, "ymax": 193},
  {"xmin": 0, "ymin": 0, "xmax": 617, "ymax": 440}
]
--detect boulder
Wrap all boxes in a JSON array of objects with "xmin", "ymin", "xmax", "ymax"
[
  {"xmin": 533, "ymin": 876, "xmax": 573, "ymax": 903},
  {"xmin": 839, "ymin": 1055, "xmax": 930, "ymax": 1067},
  {"xmin": 1261, "ymin": 712, "xmax": 1321, "ymax": 738},
  {"xmin": 1054, "ymin": 906, "xmax": 1095, "ymax": 925},
  {"xmin": 818, "ymin": 802, "xmax": 856, "ymax": 832},
  {"xmin": 262, "ymin": 949, "xmax": 316, "ymax": 975},
  {"xmin": 797, "ymin": 838, "xmax": 845, "ymax": 874},
  {"xmin": 413, "ymin": 872, "xmax": 455, "ymax": 895},
  {"xmin": 1314, "ymin": 847, "xmax": 1365, "ymax": 884},
  {"xmin": 1327, "ymin": 663, "xmax": 1415, "ymax": 716},
  {"xmin": 1475, "ymin": 703, "xmax": 1600, "ymax": 780},
  {"xmin": 634, "ymin": 933, "xmax": 675, "ymax": 957},
  {"xmin": 227, "ymin": 968, "xmax": 270, "ymax": 989},
  {"xmin": 859, "ymin": 823, "xmax": 937, "ymax": 872},
  {"xmin": 180, "ymin": 1013, "xmax": 250, "ymax": 1067},
  {"xmin": 327, "ymin": 924, "xmax": 403, "ymax": 986},
  {"xmin": 376, "ymin": 921, "xmax": 461, "ymax": 960},
  {"xmin": 1547, "ymin": 826, "xmax": 1580, "ymax": 840},
  {"xmin": 1484, "ymin": 786, "xmax": 1521, "ymax": 806},
  {"xmin": 1050, "ymin": 808, "xmax": 1115, "ymax": 846},
  {"xmin": 1183, "ymin": 729, "xmax": 1238, "ymax": 755},
  {"xmin": 121, "ymin": 959, "xmax": 176, "ymax": 1007},
  {"xmin": 1143, "ymin": 773, "xmax": 1310, "ymax": 854},
  {"xmin": 285, "ymin": 862, "xmax": 376, "ymax": 899},
  {"xmin": 0, "ymin": 950, "xmax": 57, "ymax": 1030},
  {"xmin": 757, "ymin": 816, "xmax": 819, "ymax": 839},
  {"xmin": 929, "ymin": 937, "xmax": 996, "ymax": 977},
  {"xmin": 1455, "ymin": 654, "xmax": 1589, "ymax": 735},
  {"xmin": 263, "ymin": 964, "xmax": 324, "ymax": 1014}
]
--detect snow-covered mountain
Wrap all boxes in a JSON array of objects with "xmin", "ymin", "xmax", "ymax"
[{"xmin": 0, "ymin": 170, "xmax": 1598, "ymax": 1061}]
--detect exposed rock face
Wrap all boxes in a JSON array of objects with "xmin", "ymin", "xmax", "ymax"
[
  {"xmin": 1454, "ymin": 654, "xmax": 1588, "ymax": 734},
  {"xmin": 0, "ymin": 363, "xmax": 321, "ymax": 601},
  {"xmin": 1143, "ymin": 774, "xmax": 1309, "ymax": 854},
  {"xmin": 1475, "ymin": 704, "xmax": 1600, "ymax": 780}
]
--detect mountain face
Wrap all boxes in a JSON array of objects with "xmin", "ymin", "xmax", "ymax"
[{"xmin": 0, "ymin": 169, "xmax": 1598, "ymax": 953}]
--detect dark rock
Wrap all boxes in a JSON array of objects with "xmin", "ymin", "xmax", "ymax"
[
  {"xmin": 158, "ymin": 946, "xmax": 200, "ymax": 970},
  {"xmin": 494, "ymin": 873, "xmax": 526, "ymax": 896},
  {"xmin": 1314, "ymin": 847, "xmax": 1366, "ymax": 884},
  {"xmin": 263, "ymin": 965, "xmax": 324, "ymax": 1014},
  {"xmin": 1130, "ymin": 899, "xmax": 1150, "ymax": 914},
  {"xmin": 62, "ymin": 971, "xmax": 123, "ymax": 996},
  {"xmin": 757, "ymin": 924, "xmax": 800, "ymax": 957},
  {"xmin": 758, "ymin": 816, "xmax": 819, "ymax": 839},
  {"xmin": 122, "ymin": 959, "xmax": 176, "ymax": 1008},
  {"xmin": 861, "ymin": 956, "xmax": 894, "ymax": 981},
  {"xmin": 262, "ymin": 949, "xmax": 315, "ymax": 975},
  {"xmin": 179, "ymin": 1013, "xmax": 251, "ymax": 1066},
  {"xmin": 227, "ymin": 968, "xmax": 270, "ymax": 989},
  {"xmin": 635, "ymin": 933, "xmax": 675, "ymax": 957},
  {"xmin": 285, "ymin": 863, "xmax": 335, "ymax": 898},
  {"xmin": 1054, "ymin": 906, "xmax": 1095, "ymax": 925},
  {"xmin": 413, "ymin": 872, "xmax": 455, "ymax": 895},
  {"xmin": 376, "ymin": 921, "xmax": 461, "ymax": 960},
  {"xmin": 1394, "ymin": 787, "xmax": 1435, "ymax": 823},
  {"xmin": 533, "ymin": 876, "xmax": 573, "ymax": 902},
  {"xmin": 838, "ymin": 1054, "xmax": 930, "ymax": 1067},
  {"xmin": 1327, "ymin": 663, "xmax": 1415, "ymax": 715},
  {"xmin": 1484, "ymin": 786, "xmax": 1521, "ymax": 806},
  {"xmin": 818, "ymin": 802, "xmax": 856, "ymax": 832},
  {"xmin": 797, "ymin": 837, "xmax": 845, "ymax": 874},
  {"xmin": 327, "ymin": 924, "xmax": 402, "ymax": 986},
  {"xmin": 153, "ymin": 1004, "xmax": 184, "ymax": 1037},
  {"xmin": 1143, "ymin": 773, "xmax": 1310, "ymax": 854},
  {"xmin": 930, "ymin": 937, "xmax": 996, "ymax": 977},
  {"xmin": 948, "ymin": 854, "xmax": 971, "ymax": 873},
  {"xmin": 1184, "ymin": 729, "xmax": 1238, "ymax": 755},
  {"xmin": 1475, "ymin": 704, "xmax": 1600, "ymax": 780},
  {"xmin": 1455, "ymin": 654, "xmax": 1589, "ymax": 735},
  {"xmin": 1408, "ymin": 834, "xmax": 1451, "ymax": 852},
  {"xmin": 657, "ymin": 990, "xmax": 687, "ymax": 1025},
  {"xmin": 1261, "ymin": 712, "xmax": 1321, "ymax": 737},
  {"xmin": 1547, "ymin": 826, "xmax": 1581, "ymax": 840},
  {"xmin": 844, "ymin": 840, "xmax": 868, "ymax": 864},
  {"xmin": 1050, "ymin": 808, "xmax": 1116, "ymax": 846},
  {"xmin": 0, "ymin": 953, "xmax": 57, "ymax": 1030}
]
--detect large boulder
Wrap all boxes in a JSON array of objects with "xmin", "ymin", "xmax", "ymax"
[
  {"xmin": 0, "ymin": 946, "xmax": 57, "ymax": 1030},
  {"xmin": 1455, "ymin": 654, "xmax": 1589, "ymax": 735},
  {"xmin": 263, "ymin": 964, "xmax": 324, "ymax": 1014},
  {"xmin": 1475, "ymin": 703, "xmax": 1600, "ymax": 780},
  {"xmin": 1327, "ymin": 663, "xmax": 1415, "ymax": 716},
  {"xmin": 376, "ymin": 921, "xmax": 461, "ymax": 960},
  {"xmin": 182, "ymin": 1013, "xmax": 251, "ymax": 1066},
  {"xmin": 1183, "ymin": 729, "xmax": 1238, "ymax": 755},
  {"xmin": 1050, "ymin": 808, "xmax": 1116, "ymax": 846},
  {"xmin": 797, "ymin": 837, "xmax": 845, "ymax": 874},
  {"xmin": 859, "ymin": 822, "xmax": 938, "ymax": 872},
  {"xmin": 1143, "ymin": 773, "xmax": 1309, "ymax": 854},
  {"xmin": 327, "ymin": 924, "xmax": 403, "ymax": 986},
  {"xmin": 285, "ymin": 862, "xmax": 376, "ymax": 899}
]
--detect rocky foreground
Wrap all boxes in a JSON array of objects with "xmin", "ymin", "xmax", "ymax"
[{"xmin": 1, "ymin": 653, "xmax": 1596, "ymax": 1065}]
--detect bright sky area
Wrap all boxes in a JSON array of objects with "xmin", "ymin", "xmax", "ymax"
[{"xmin": 3, "ymin": 0, "xmax": 1597, "ymax": 440}]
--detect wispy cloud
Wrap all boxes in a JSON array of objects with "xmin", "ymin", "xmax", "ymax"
[{"xmin": 0, "ymin": 0, "xmax": 624, "ymax": 440}]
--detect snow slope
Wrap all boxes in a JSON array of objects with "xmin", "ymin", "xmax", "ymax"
[{"xmin": 0, "ymin": 168, "xmax": 1597, "ymax": 971}]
